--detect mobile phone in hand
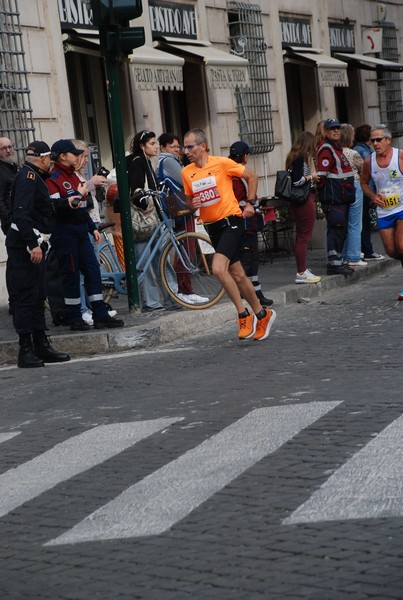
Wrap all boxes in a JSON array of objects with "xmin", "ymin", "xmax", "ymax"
[{"xmin": 98, "ymin": 166, "xmax": 110, "ymax": 177}]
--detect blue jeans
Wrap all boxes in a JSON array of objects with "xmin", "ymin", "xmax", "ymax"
[
  {"xmin": 342, "ymin": 182, "xmax": 363, "ymax": 262},
  {"xmin": 135, "ymin": 239, "xmax": 178, "ymax": 309}
]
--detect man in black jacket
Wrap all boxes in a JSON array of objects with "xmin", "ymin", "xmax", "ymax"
[
  {"xmin": 6, "ymin": 141, "xmax": 70, "ymax": 368},
  {"xmin": 0, "ymin": 137, "xmax": 18, "ymax": 235},
  {"xmin": 0, "ymin": 137, "xmax": 19, "ymax": 314}
]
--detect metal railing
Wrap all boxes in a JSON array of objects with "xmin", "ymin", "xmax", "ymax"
[
  {"xmin": 227, "ymin": 1, "xmax": 274, "ymax": 154},
  {"xmin": 377, "ymin": 22, "xmax": 403, "ymax": 137},
  {"xmin": 0, "ymin": 0, "xmax": 35, "ymax": 165}
]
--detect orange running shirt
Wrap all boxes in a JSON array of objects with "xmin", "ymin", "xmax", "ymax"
[{"xmin": 182, "ymin": 156, "xmax": 244, "ymax": 223}]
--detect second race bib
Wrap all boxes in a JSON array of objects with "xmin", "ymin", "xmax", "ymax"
[{"xmin": 192, "ymin": 176, "xmax": 221, "ymax": 207}]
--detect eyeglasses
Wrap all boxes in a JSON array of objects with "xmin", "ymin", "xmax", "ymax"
[
  {"xmin": 370, "ymin": 137, "xmax": 385, "ymax": 143},
  {"xmin": 0, "ymin": 145, "xmax": 14, "ymax": 151},
  {"xmin": 168, "ymin": 144, "xmax": 180, "ymax": 149},
  {"xmin": 329, "ymin": 127, "xmax": 341, "ymax": 131},
  {"xmin": 183, "ymin": 144, "xmax": 199, "ymax": 151}
]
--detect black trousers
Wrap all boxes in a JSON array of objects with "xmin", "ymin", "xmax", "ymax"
[
  {"xmin": 321, "ymin": 203, "xmax": 349, "ymax": 266},
  {"xmin": 6, "ymin": 246, "xmax": 47, "ymax": 335}
]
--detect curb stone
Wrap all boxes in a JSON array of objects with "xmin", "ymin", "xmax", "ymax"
[{"xmin": 0, "ymin": 255, "xmax": 397, "ymax": 366}]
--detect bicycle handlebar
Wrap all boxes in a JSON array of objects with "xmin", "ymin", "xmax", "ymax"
[{"xmin": 98, "ymin": 221, "xmax": 115, "ymax": 232}]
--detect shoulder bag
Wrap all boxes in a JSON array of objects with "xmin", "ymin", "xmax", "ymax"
[
  {"xmin": 130, "ymin": 159, "xmax": 160, "ymax": 242},
  {"xmin": 275, "ymin": 169, "xmax": 310, "ymax": 205}
]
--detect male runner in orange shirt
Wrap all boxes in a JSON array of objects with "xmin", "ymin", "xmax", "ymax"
[{"xmin": 182, "ymin": 128, "xmax": 276, "ymax": 340}]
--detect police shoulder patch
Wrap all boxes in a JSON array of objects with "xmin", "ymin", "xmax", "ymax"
[{"xmin": 27, "ymin": 171, "xmax": 36, "ymax": 180}]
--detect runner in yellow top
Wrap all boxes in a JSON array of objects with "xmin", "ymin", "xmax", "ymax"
[{"xmin": 182, "ymin": 128, "xmax": 276, "ymax": 341}]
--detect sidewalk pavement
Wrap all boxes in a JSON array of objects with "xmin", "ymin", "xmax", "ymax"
[{"xmin": 0, "ymin": 233, "xmax": 398, "ymax": 366}]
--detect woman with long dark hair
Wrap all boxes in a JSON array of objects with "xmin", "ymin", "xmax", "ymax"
[
  {"xmin": 285, "ymin": 131, "xmax": 321, "ymax": 284},
  {"xmin": 127, "ymin": 130, "xmax": 177, "ymax": 312}
]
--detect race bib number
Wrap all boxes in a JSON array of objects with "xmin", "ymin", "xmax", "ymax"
[
  {"xmin": 192, "ymin": 176, "xmax": 221, "ymax": 207},
  {"xmin": 382, "ymin": 190, "xmax": 401, "ymax": 209}
]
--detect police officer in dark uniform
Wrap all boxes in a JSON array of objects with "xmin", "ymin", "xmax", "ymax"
[
  {"xmin": 6, "ymin": 141, "xmax": 70, "ymax": 368},
  {"xmin": 46, "ymin": 139, "xmax": 124, "ymax": 330}
]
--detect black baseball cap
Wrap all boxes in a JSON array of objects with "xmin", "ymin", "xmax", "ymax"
[
  {"xmin": 51, "ymin": 139, "xmax": 84, "ymax": 156},
  {"xmin": 324, "ymin": 118, "xmax": 341, "ymax": 130},
  {"xmin": 26, "ymin": 141, "xmax": 51, "ymax": 156},
  {"xmin": 229, "ymin": 141, "xmax": 251, "ymax": 157}
]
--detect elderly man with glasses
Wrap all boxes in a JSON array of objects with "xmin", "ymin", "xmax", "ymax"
[
  {"xmin": 0, "ymin": 137, "xmax": 18, "ymax": 236},
  {"xmin": 316, "ymin": 118, "xmax": 356, "ymax": 276},
  {"xmin": 361, "ymin": 124, "xmax": 403, "ymax": 300},
  {"xmin": 0, "ymin": 137, "xmax": 19, "ymax": 315}
]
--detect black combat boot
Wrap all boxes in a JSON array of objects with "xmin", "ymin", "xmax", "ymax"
[
  {"xmin": 256, "ymin": 289, "xmax": 273, "ymax": 307},
  {"xmin": 18, "ymin": 334, "xmax": 44, "ymax": 368},
  {"xmin": 32, "ymin": 331, "xmax": 70, "ymax": 363}
]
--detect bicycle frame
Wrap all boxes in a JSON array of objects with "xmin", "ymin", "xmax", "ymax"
[
  {"xmin": 98, "ymin": 232, "xmax": 127, "ymax": 295},
  {"xmin": 100, "ymin": 187, "xmax": 190, "ymax": 295}
]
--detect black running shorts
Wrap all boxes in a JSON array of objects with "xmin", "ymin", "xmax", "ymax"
[{"xmin": 205, "ymin": 215, "xmax": 245, "ymax": 264}]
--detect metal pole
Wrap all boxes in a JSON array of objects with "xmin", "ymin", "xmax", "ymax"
[{"xmin": 104, "ymin": 53, "xmax": 140, "ymax": 311}]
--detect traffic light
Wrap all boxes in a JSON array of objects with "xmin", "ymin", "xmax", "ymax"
[
  {"xmin": 100, "ymin": 27, "xmax": 145, "ymax": 55},
  {"xmin": 92, "ymin": 0, "xmax": 143, "ymax": 27},
  {"xmin": 91, "ymin": 0, "xmax": 145, "ymax": 57}
]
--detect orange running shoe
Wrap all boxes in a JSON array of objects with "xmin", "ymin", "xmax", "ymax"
[
  {"xmin": 237, "ymin": 312, "xmax": 257, "ymax": 339},
  {"xmin": 253, "ymin": 309, "xmax": 277, "ymax": 341}
]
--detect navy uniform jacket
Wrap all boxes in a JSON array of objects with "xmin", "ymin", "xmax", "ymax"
[
  {"xmin": 6, "ymin": 162, "xmax": 55, "ymax": 250},
  {"xmin": 47, "ymin": 162, "xmax": 96, "ymax": 231}
]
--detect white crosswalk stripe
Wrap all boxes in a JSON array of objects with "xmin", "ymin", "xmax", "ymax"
[
  {"xmin": 47, "ymin": 401, "xmax": 340, "ymax": 545},
  {"xmin": 0, "ymin": 432, "xmax": 20, "ymax": 444},
  {"xmin": 0, "ymin": 418, "xmax": 181, "ymax": 519},
  {"xmin": 283, "ymin": 414, "xmax": 403, "ymax": 525}
]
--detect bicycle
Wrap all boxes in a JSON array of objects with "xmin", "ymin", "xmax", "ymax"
[{"xmin": 98, "ymin": 186, "xmax": 225, "ymax": 310}]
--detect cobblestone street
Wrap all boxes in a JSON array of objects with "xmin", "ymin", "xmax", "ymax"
[{"xmin": 0, "ymin": 265, "xmax": 402, "ymax": 599}]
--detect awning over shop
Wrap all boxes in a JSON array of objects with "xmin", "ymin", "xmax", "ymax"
[
  {"xmin": 284, "ymin": 47, "xmax": 349, "ymax": 87},
  {"xmin": 62, "ymin": 30, "xmax": 100, "ymax": 56},
  {"xmin": 129, "ymin": 46, "xmax": 184, "ymax": 91},
  {"xmin": 334, "ymin": 52, "xmax": 403, "ymax": 72},
  {"xmin": 157, "ymin": 39, "xmax": 250, "ymax": 89}
]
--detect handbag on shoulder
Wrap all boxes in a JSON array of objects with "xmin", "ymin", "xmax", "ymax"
[
  {"xmin": 130, "ymin": 195, "xmax": 159, "ymax": 242},
  {"xmin": 130, "ymin": 165, "xmax": 160, "ymax": 242},
  {"xmin": 275, "ymin": 169, "xmax": 310, "ymax": 205}
]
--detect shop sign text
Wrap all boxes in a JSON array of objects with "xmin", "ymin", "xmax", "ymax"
[
  {"xmin": 280, "ymin": 17, "xmax": 312, "ymax": 47},
  {"xmin": 58, "ymin": 0, "xmax": 93, "ymax": 29},
  {"xmin": 207, "ymin": 66, "xmax": 250, "ymax": 89},
  {"xmin": 319, "ymin": 68, "xmax": 348, "ymax": 87},
  {"xmin": 329, "ymin": 23, "xmax": 355, "ymax": 52},
  {"xmin": 149, "ymin": 1, "xmax": 197, "ymax": 39},
  {"xmin": 132, "ymin": 64, "xmax": 183, "ymax": 90}
]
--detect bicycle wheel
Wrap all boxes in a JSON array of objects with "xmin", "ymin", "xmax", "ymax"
[
  {"xmin": 160, "ymin": 231, "xmax": 225, "ymax": 309},
  {"xmin": 99, "ymin": 249, "xmax": 115, "ymax": 305}
]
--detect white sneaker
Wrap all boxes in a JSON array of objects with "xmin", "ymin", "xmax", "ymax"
[
  {"xmin": 108, "ymin": 309, "xmax": 117, "ymax": 317},
  {"xmin": 347, "ymin": 260, "xmax": 368, "ymax": 267},
  {"xmin": 177, "ymin": 293, "xmax": 195, "ymax": 304},
  {"xmin": 295, "ymin": 269, "xmax": 321, "ymax": 284},
  {"xmin": 187, "ymin": 293, "xmax": 209, "ymax": 303},
  {"xmin": 364, "ymin": 252, "xmax": 384, "ymax": 260},
  {"xmin": 82, "ymin": 310, "xmax": 94, "ymax": 325}
]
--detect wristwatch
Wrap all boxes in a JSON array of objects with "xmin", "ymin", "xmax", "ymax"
[{"xmin": 246, "ymin": 199, "xmax": 258, "ymax": 208}]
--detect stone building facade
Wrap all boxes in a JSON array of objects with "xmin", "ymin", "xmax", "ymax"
[{"xmin": 0, "ymin": 0, "xmax": 402, "ymax": 304}]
